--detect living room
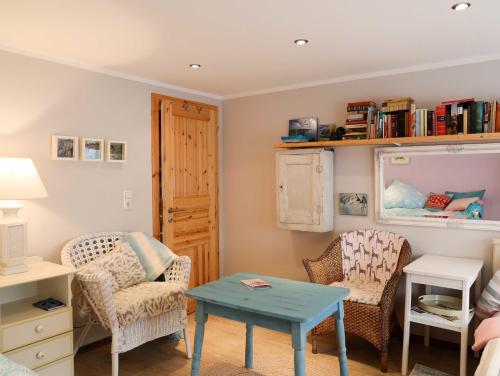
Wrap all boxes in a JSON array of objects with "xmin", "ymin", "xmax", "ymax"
[{"xmin": 0, "ymin": 1, "xmax": 499, "ymax": 376}]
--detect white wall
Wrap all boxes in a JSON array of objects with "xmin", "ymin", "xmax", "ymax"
[
  {"xmin": 223, "ymin": 60, "xmax": 500, "ymax": 283},
  {"xmin": 0, "ymin": 50, "xmax": 222, "ymax": 263}
]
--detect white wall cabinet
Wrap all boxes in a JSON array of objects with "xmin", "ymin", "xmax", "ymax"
[{"xmin": 276, "ymin": 149, "xmax": 333, "ymax": 232}]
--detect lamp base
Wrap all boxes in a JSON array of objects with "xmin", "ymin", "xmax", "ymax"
[{"xmin": 0, "ymin": 201, "xmax": 28, "ymax": 275}]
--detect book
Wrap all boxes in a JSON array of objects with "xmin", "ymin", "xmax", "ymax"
[
  {"xmin": 471, "ymin": 101, "xmax": 484, "ymax": 133},
  {"xmin": 495, "ymin": 101, "xmax": 500, "ymax": 132},
  {"xmin": 33, "ymin": 298, "xmax": 66, "ymax": 311},
  {"xmin": 347, "ymin": 113, "xmax": 365, "ymax": 121},
  {"xmin": 240, "ymin": 279, "xmax": 272, "ymax": 290},
  {"xmin": 436, "ymin": 105, "xmax": 447, "ymax": 136},
  {"xmin": 441, "ymin": 98, "xmax": 475, "ymax": 105},
  {"xmin": 427, "ymin": 110, "xmax": 435, "ymax": 136}
]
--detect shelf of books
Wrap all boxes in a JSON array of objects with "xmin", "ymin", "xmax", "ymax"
[{"xmin": 275, "ymin": 98, "xmax": 500, "ymax": 148}]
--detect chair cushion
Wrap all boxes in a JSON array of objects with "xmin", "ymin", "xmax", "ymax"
[
  {"xmin": 79, "ymin": 241, "xmax": 146, "ymax": 293},
  {"xmin": 330, "ymin": 279, "xmax": 384, "ymax": 305},
  {"xmin": 113, "ymin": 282, "xmax": 186, "ymax": 325},
  {"xmin": 340, "ymin": 229, "xmax": 405, "ymax": 286}
]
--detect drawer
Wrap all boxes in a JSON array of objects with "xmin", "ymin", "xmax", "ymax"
[
  {"xmin": 4, "ymin": 332, "xmax": 73, "ymax": 370},
  {"xmin": 35, "ymin": 355, "xmax": 74, "ymax": 376},
  {"xmin": 1, "ymin": 308, "xmax": 72, "ymax": 351}
]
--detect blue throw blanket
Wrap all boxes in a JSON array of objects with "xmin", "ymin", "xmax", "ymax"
[{"xmin": 123, "ymin": 232, "xmax": 177, "ymax": 281}]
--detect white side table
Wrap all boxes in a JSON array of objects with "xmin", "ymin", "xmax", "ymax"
[{"xmin": 401, "ymin": 255, "xmax": 483, "ymax": 376}]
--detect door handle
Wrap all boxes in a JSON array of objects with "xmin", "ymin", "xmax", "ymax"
[{"xmin": 168, "ymin": 207, "xmax": 187, "ymax": 214}]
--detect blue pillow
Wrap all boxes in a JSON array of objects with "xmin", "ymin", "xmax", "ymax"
[
  {"xmin": 446, "ymin": 189, "xmax": 486, "ymax": 200},
  {"xmin": 384, "ymin": 179, "xmax": 427, "ymax": 209}
]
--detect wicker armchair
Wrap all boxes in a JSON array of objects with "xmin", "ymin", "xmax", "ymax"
[
  {"xmin": 61, "ymin": 232, "xmax": 192, "ymax": 376},
  {"xmin": 303, "ymin": 232, "xmax": 412, "ymax": 372}
]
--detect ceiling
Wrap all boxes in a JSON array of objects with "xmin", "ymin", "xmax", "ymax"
[{"xmin": 1, "ymin": 0, "xmax": 499, "ymax": 99}]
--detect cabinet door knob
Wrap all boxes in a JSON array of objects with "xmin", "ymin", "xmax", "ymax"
[
  {"xmin": 36, "ymin": 351, "xmax": 45, "ymax": 359},
  {"xmin": 35, "ymin": 324, "xmax": 44, "ymax": 333}
]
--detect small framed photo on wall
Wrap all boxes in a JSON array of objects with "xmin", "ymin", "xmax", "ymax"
[
  {"xmin": 107, "ymin": 140, "xmax": 127, "ymax": 163},
  {"xmin": 51, "ymin": 135, "xmax": 79, "ymax": 161},
  {"xmin": 81, "ymin": 138, "xmax": 104, "ymax": 162}
]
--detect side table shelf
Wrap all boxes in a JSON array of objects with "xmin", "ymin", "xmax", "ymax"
[{"xmin": 0, "ymin": 261, "xmax": 75, "ymax": 375}]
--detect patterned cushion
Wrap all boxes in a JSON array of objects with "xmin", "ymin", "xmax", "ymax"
[
  {"xmin": 79, "ymin": 242, "xmax": 146, "ymax": 293},
  {"xmin": 330, "ymin": 280, "xmax": 384, "ymax": 305},
  {"xmin": 424, "ymin": 193, "xmax": 453, "ymax": 210},
  {"xmin": 340, "ymin": 229, "xmax": 405, "ymax": 286},
  {"xmin": 0, "ymin": 354, "xmax": 37, "ymax": 375},
  {"xmin": 113, "ymin": 282, "xmax": 186, "ymax": 325},
  {"xmin": 384, "ymin": 179, "xmax": 427, "ymax": 209}
]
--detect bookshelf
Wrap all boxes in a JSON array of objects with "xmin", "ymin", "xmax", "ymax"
[{"xmin": 273, "ymin": 133, "xmax": 500, "ymax": 149}]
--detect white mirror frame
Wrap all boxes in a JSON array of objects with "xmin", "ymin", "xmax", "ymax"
[{"xmin": 375, "ymin": 143, "xmax": 500, "ymax": 232}]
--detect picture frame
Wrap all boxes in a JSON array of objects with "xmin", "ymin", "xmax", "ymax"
[
  {"xmin": 107, "ymin": 140, "xmax": 127, "ymax": 163},
  {"xmin": 80, "ymin": 138, "xmax": 104, "ymax": 162},
  {"xmin": 51, "ymin": 135, "xmax": 79, "ymax": 161},
  {"xmin": 339, "ymin": 193, "xmax": 368, "ymax": 216}
]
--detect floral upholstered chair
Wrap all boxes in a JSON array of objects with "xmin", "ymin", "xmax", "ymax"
[
  {"xmin": 303, "ymin": 229, "xmax": 412, "ymax": 372},
  {"xmin": 61, "ymin": 232, "xmax": 191, "ymax": 376}
]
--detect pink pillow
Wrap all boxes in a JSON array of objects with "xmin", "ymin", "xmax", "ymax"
[
  {"xmin": 445, "ymin": 196, "xmax": 480, "ymax": 211},
  {"xmin": 472, "ymin": 314, "xmax": 500, "ymax": 351}
]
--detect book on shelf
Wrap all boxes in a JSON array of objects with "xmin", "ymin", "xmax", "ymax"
[
  {"xmin": 334, "ymin": 97, "xmax": 500, "ymax": 143},
  {"xmin": 240, "ymin": 279, "xmax": 272, "ymax": 290}
]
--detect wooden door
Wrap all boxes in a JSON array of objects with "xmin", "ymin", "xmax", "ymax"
[
  {"xmin": 151, "ymin": 94, "xmax": 219, "ymax": 312},
  {"xmin": 277, "ymin": 152, "xmax": 321, "ymax": 225}
]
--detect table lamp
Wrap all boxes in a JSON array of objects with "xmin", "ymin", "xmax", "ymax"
[{"xmin": 0, "ymin": 158, "xmax": 48, "ymax": 275}]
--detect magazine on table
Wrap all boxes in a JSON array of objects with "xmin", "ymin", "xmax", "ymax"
[{"xmin": 240, "ymin": 278, "xmax": 272, "ymax": 290}]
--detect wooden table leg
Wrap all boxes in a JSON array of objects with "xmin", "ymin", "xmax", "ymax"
[
  {"xmin": 245, "ymin": 323, "xmax": 254, "ymax": 369},
  {"xmin": 333, "ymin": 303, "xmax": 348, "ymax": 376},
  {"xmin": 402, "ymin": 275, "xmax": 412, "ymax": 376},
  {"xmin": 291, "ymin": 322, "xmax": 306, "ymax": 376},
  {"xmin": 191, "ymin": 302, "xmax": 208, "ymax": 376}
]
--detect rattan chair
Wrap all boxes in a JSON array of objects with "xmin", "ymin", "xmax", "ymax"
[
  {"xmin": 303, "ymin": 233, "xmax": 412, "ymax": 372},
  {"xmin": 61, "ymin": 232, "xmax": 192, "ymax": 376}
]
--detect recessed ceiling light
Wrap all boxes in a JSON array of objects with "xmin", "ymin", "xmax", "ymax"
[
  {"xmin": 189, "ymin": 64, "xmax": 201, "ymax": 69},
  {"xmin": 451, "ymin": 2, "xmax": 471, "ymax": 11},
  {"xmin": 294, "ymin": 39, "xmax": 309, "ymax": 46}
]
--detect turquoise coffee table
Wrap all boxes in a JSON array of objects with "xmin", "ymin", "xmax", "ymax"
[{"xmin": 186, "ymin": 273, "xmax": 349, "ymax": 376}]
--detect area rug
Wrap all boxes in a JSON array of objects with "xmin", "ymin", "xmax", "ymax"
[{"xmin": 410, "ymin": 363, "xmax": 453, "ymax": 376}]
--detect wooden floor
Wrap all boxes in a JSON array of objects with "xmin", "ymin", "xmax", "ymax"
[{"xmin": 75, "ymin": 315, "xmax": 479, "ymax": 376}]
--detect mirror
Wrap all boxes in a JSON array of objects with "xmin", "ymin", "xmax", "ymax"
[{"xmin": 375, "ymin": 143, "xmax": 500, "ymax": 231}]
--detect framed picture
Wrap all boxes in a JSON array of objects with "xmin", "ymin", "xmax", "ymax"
[
  {"xmin": 51, "ymin": 135, "xmax": 78, "ymax": 161},
  {"xmin": 339, "ymin": 193, "xmax": 368, "ymax": 216},
  {"xmin": 81, "ymin": 138, "xmax": 104, "ymax": 162},
  {"xmin": 107, "ymin": 141, "xmax": 127, "ymax": 162}
]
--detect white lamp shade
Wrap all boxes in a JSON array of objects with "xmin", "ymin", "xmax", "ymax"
[{"xmin": 0, "ymin": 158, "xmax": 48, "ymax": 200}]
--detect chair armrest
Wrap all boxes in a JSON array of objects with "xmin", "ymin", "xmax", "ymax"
[
  {"xmin": 380, "ymin": 270, "xmax": 403, "ymax": 312},
  {"xmin": 303, "ymin": 238, "xmax": 343, "ymax": 285},
  {"xmin": 76, "ymin": 269, "xmax": 118, "ymax": 331},
  {"xmin": 164, "ymin": 256, "xmax": 191, "ymax": 289}
]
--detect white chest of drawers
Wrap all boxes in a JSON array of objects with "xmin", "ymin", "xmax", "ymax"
[{"xmin": 0, "ymin": 262, "xmax": 75, "ymax": 375}]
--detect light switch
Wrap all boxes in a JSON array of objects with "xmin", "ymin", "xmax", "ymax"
[{"xmin": 123, "ymin": 190, "xmax": 133, "ymax": 210}]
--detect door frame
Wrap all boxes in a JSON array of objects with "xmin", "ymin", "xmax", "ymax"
[{"xmin": 151, "ymin": 93, "xmax": 220, "ymax": 277}]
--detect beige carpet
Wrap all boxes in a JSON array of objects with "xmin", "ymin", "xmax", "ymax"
[{"xmin": 75, "ymin": 315, "xmax": 479, "ymax": 376}]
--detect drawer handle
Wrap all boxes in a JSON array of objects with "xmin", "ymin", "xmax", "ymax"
[
  {"xmin": 35, "ymin": 324, "xmax": 44, "ymax": 333},
  {"xmin": 36, "ymin": 351, "xmax": 45, "ymax": 360}
]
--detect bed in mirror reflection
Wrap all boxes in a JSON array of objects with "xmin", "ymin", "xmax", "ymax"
[{"xmin": 375, "ymin": 144, "xmax": 500, "ymax": 231}]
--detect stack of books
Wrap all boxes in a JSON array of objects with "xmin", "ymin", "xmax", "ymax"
[
  {"xmin": 375, "ymin": 97, "xmax": 415, "ymax": 138},
  {"xmin": 436, "ymin": 98, "xmax": 500, "ymax": 135},
  {"xmin": 344, "ymin": 101, "xmax": 377, "ymax": 140}
]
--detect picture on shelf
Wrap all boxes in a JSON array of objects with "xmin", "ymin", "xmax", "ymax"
[
  {"xmin": 51, "ymin": 135, "xmax": 78, "ymax": 160},
  {"xmin": 339, "ymin": 193, "xmax": 368, "ymax": 216},
  {"xmin": 81, "ymin": 138, "xmax": 104, "ymax": 161},
  {"xmin": 107, "ymin": 141, "xmax": 127, "ymax": 162}
]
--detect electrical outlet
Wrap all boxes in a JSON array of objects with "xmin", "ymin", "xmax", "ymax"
[{"xmin": 123, "ymin": 190, "xmax": 133, "ymax": 210}]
